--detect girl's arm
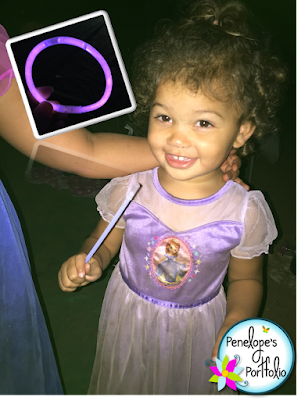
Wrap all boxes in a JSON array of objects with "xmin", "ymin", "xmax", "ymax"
[
  {"xmin": 58, "ymin": 218, "xmax": 124, "ymax": 292},
  {"xmin": 212, "ymin": 254, "xmax": 264, "ymax": 359}
]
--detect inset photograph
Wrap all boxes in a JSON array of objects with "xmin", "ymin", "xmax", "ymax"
[{"xmin": 6, "ymin": 11, "xmax": 136, "ymax": 139}]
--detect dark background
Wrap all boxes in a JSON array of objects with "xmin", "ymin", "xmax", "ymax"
[{"xmin": 0, "ymin": 0, "xmax": 296, "ymax": 394}]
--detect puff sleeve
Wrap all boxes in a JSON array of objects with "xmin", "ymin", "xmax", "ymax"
[
  {"xmin": 231, "ymin": 191, "xmax": 278, "ymax": 259},
  {"xmin": 0, "ymin": 25, "xmax": 14, "ymax": 97},
  {"xmin": 95, "ymin": 174, "xmax": 137, "ymax": 229}
]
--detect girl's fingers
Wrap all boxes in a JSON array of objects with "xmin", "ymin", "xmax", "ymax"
[
  {"xmin": 85, "ymin": 262, "xmax": 92, "ymax": 275},
  {"xmin": 59, "ymin": 254, "xmax": 101, "ymax": 292},
  {"xmin": 58, "ymin": 268, "xmax": 78, "ymax": 292},
  {"xmin": 62, "ymin": 254, "xmax": 85, "ymax": 284},
  {"xmin": 84, "ymin": 258, "xmax": 102, "ymax": 282},
  {"xmin": 75, "ymin": 253, "xmax": 87, "ymax": 279}
]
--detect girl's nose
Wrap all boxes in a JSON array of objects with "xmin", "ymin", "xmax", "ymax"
[{"xmin": 167, "ymin": 127, "xmax": 191, "ymax": 148}]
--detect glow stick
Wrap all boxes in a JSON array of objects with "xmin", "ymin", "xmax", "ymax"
[
  {"xmin": 25, "ymin": 36, "xmax": 113, "ymax": 114},
  {"xmin": 85, "ymin": 183, "xmax": 140, "ymax": 263}
]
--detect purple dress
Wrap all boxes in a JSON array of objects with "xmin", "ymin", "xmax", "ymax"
[{"xmin": 88, "ymin": 168, "xmax": 277, "ymax": 394}]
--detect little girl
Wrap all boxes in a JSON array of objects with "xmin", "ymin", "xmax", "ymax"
[{"xmin": 59, "ymin": 0, "xmax": 286, "ymax": 394}]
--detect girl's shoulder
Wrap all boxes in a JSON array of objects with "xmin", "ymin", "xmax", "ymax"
[
  {"xmin": 95, "ymin": 169, "xmax": 153, "ymax": 213},
  {"xmin": 230, "ymin": 184, "xmax": 278, "ymax": 259},
  {"xmin": 220, "ymin": 182, "xmax": 275, "ymax": 227},
  {"xmin": 232, "ymin": 183, "xmax": 274, "ymax": 222},
  {"xmin": 226, "ymin": 182, "xmax": 271, "ymax": 213},
  {"xmin": 243, "ymin": 189, "xmax": 276, "ymax": 233},
  {"xmin": 96, "ymin": 169, "xmax": 152, "ymax": 197},
  {"xmin": 94, "ymin": 172, "xmax": 141, "ymax": 229}
]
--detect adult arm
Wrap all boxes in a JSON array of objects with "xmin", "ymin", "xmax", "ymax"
[
  {"xmin": 0, "ymin": 80, "xmax": 244, "ymax": 180},
  {"xmin": 0, "ymin": 79, "xmax": 158, "ymax": 178},
  {"xmin": 0, "ymin": 25, "xmax": 243, "ymax": 181}
]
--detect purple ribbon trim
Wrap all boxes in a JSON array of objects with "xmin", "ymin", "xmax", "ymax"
[{"xmin": 120, "ymin": 268, "xmax": 220, "ymax": 309}]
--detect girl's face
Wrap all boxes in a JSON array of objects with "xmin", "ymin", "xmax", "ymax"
[
  {"xmin": 167, "ymin": 242, "xmax": 179, "ymax": 255},
  {"xmin": 148, "ymin": 81, "xmax": 254, "ymax": 195}
]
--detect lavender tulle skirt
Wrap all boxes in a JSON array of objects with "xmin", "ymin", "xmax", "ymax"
[{"xmin": 88, "ymin": 265, "xmax": 233, "ymax": 395}]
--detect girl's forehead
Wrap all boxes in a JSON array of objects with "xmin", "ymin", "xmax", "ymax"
[
  {"xmin": 153, "ymin": 80, "xmax": 241, "ymax": 118},
  {"xmin": 155, "ymin": 80, "xmax": 223, "ymax": 103},
  {"xmin": 155, "ymin": 80, "xmax": 193, "ymax": 96}
]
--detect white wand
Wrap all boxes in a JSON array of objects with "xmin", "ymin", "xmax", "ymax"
[{"xmin": 85, "ymin": 183, "xmax": 140, "ymax": 263}]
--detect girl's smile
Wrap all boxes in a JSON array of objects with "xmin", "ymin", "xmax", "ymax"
[
  {"xmin": 147, "ymin": 80, "xmax": 254, "ymax": 199},
  {"xmin": 165, "ymin": 153, "xmax": 198, "ymax": 169}
]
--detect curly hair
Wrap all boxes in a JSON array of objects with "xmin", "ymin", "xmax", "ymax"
[{"xmin": 132, "ymin": 0, "xmax": 287, "ymax": 156}]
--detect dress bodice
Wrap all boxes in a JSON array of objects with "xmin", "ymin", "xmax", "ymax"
[{"xmin": 96, "ymin": 168, "xmax": 277, "ymax": 308}]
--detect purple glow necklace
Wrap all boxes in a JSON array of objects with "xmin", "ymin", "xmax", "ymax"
[{"xmin": 25, "ymin": 36, "xmax": 113, "ymax": 114}]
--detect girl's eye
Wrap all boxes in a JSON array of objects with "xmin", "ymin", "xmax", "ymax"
[
  {"xmin": 157, "ymin": 115, "xmax": 172, "ymax": 123},
  {"xmin": 196, "ymin": 120, "xmax": 212, "ymax": 128}
]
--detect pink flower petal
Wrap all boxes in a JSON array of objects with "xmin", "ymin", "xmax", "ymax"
[
  {"xmin": 226, "ymin": 359, "xmax": 236, "ymax": 373},
  {"xmin": 210, "ymin": 366, "xmax": 222, "ymax": 376},
  {"xmin": 226, "ymin": 377, "xmax": 237, "ymax": 391}
]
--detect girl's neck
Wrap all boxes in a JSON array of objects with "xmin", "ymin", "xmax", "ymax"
[{"xmin": 157, "ymin": 167, "xmax": 226, "ymax": 200}]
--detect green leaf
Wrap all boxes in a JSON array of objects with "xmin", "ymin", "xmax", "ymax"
[
  {"xmin": 222, "ymin": 355, "xmax": 229, "ymax": 370},
  {"xmin": 209, "ymin": 375, "xmax": 219, "ymax": 383},
  {"xmin": 228, "ymin": 372, "xmax": 243, "ymax": 382}
]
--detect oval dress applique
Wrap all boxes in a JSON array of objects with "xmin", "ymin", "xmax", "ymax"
[{"xmin": 151, "ymin": 236, "xmax": 192, "ymax": 289}]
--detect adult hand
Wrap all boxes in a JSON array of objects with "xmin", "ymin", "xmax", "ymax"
[
  {"xmin": 28, "ymin": 86, "xmax": 67, "ymax": 134},
  {"xmin": 221, "ymin": 149, "xmax": 250, "ymax": 191}
]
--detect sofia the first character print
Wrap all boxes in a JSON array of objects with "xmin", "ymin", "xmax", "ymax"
[{"xmin": 151, "ymin": 237, "xmax": 192, "ymax": 289}]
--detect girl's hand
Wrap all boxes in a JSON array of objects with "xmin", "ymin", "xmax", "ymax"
[
  {"xmin": 58, "ymin": 253, "xmax": 102, "ymax": 292},
  {"xmin": 221, "ymin": 149, "xmax": 250, "ymax": 191}
]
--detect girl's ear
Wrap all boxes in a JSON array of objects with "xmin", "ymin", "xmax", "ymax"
[{"xmin": 233, "ymin": 121, "xmax": 256, "ymax": 149}]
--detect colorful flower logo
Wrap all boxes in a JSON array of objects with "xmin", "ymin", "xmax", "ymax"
[{"xmin": 209, "ymin": 355, "xmax": 243, "ymax": 391}]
